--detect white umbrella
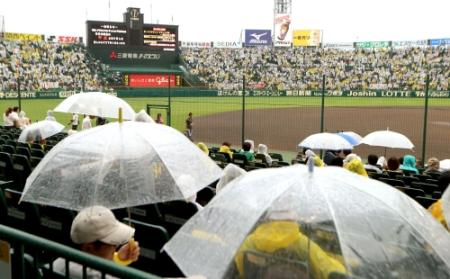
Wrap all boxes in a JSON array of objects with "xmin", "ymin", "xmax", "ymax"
[
  {"xmin": 298, "ymin": 132, "xmax": 353, "ymax": 151},
  {"xmin": 54, "ymin": 92, "xmax": 135, "ymax": 120},
  {"xmin": 20, "ymin": 122, "xmax": 222, "ymax": 211},
  {"xmin": 18, "ymin": 120, "xmax": 65, "ymax": 143},
  {"xmin": 359, "ymin": 129, "xmax": 414, "ymax": 149},
  {"xmin": 164, "ymin": 165, "xmax": 450, "ymax": 279}
]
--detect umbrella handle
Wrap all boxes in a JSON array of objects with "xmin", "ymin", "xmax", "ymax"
[
  {"xmin": 113, "ymin": 238, "xmax": 136, "ymax": 266},
  {"xmin": 118, "ymin": 107, "xmax": 123, "ymax": 123}
]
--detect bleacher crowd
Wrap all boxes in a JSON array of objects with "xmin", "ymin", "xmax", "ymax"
[
  {"xmin": 182, "ymin": 46, "xmax": 450, "ymax": 91},
  {"xmin": 0, "ymin": 40, "xmax": 120, "ymax": 92}
]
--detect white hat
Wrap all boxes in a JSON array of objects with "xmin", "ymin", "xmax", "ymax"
[{"xmin": 71, "ymin": 206, "xmax": 134, "ymax": 245}]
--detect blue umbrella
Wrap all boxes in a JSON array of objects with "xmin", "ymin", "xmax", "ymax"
[{"xmin": 337, "ymin": 132, "xmax": 358, "ymax": 146}]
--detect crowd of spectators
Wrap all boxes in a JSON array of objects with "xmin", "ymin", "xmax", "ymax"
[
  {"xmin": 0, "ymin": 40, "xmax": 120, "ymax": 92},
  {"xmin": 182, "ymin": 46, "xmax": 449, "ymax": 91}
]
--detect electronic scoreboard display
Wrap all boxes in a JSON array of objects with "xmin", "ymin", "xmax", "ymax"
[
  {"xmin": 88, "ymin": 23, "xmax": 128, "ymax": 46},
  {"xmin": 142, "ymin": 26, "xmax": 177, "ymax": 50}
]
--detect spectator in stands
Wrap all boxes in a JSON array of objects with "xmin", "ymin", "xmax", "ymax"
[
  {"xmin": 400, "ymin": 155, "xmax": 419, "ymax": 174},
  {"xmin": 234, "ymin": 210, "xmax": 346, "ymax": 279},
  {"xmin": 305, "ymin": 150, "xmax": 324, "ymax": 167},
  {"xmin": 155, "ymin": 113, "xmax": 164, "ymax": 124},
  {"xmin": 238, "ymin": 141, "xmax": 255, "ymax": 162},
  {"xmin": 328, "ymin": 157, "xmax": 344, "ymax": 167},
  {"xmin": 3, "ymin": 107, "xmax": 13, "ymax": 128},
  {"xmin": 134, "ymin": 110, "xmax": 154, "ymax": 123},
  {"xmin": 424, "ymin": 157, "xmax": 441, "ymax": 174},
  {"xmin": 53, "ymin": 206, "xmax": 140, "ymax": 277},
  {"xmin": 364, "ymin": 154, "xmax": 382, "ymax": 174},
  {"xmin": 8, "ymin": 106, "xmax": 20, "ymax": 128},
  {"xmin": 323, "ymin": 150, "xmax": 338, "ymax": 166},
  {"xmin": 377, "ymin": 156, "xmax": 387, "ymax": 170},
  {"xmin": 18, "ymin": 111, "xmax": 31, "ymax": 128},
  {"xmin": 437, "ymin": 171, "xmax": 450, "ymax": 193},
  {"xmin": 386, "ymin": 157, "xmax": 401, "ymax": 172},
  {"xmin": 216, "ymin": 163, "xmax": 246, "ymax": 193},
  {"xmin": 244, "ymin": 139, "xmax": 255, "ymax": 154},
  {"xmin": 345, "ymin": 159, "xmax": 368, "ymax": 177},
  {"xmin": 96, "ymin": 117, "xmax": 107, "ymax": 126},
  {"xmin": 219, "ymin": 142, "xmax": 234, "ymax": 160},
  {"xmin": 343, "ymin": 153, "xmax": 361, "ymax": 166},
  {"xmin": 256, "ymin": 144, "xmax": 272, "ymax": 167},
  {"xmin": 197, "ymin": 142, "xmax": 209, "ymax": 155},
  {"xmin": 45, "ymin": 110, "xmax": 56, "ymax": 121},
  {"xmin": 82, "ymin": 115, "xmax": 93, "ymax": 130}
]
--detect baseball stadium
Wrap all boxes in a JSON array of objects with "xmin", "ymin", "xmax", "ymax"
[{"xmin": 0, "ymin": 0, "xmax": 450, "ymax": 278}]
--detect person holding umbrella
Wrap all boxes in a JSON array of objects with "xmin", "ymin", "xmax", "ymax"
[{"xmin": 53, "ymin": 206, "xmax": 140, "ymax": 277}]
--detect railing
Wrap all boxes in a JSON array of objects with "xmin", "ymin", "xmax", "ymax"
[{"xmin": 0, "ymin": 224, "xmax": 159, "ymax": 279}]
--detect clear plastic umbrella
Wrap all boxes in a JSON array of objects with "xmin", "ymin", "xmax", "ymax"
[
  {"xmin": 360, "ymin": 129, "xmax": 414, "ymax": 149},
  {"xmin": 18, "ymin": 120, "xmax": 65, "ymax": 143},
  {"xmin": 54, "ymin": 92, "xmax": 136, "ymax": 120},
  {"xmin": 298, "ymin": 132, "xmax": 353, "ymax": 151},
  {"xmin": 164, "ymin": 165, "xmax": 450, "ymax": 279},
  {"xmin": 20, "ymin": 122, "xmax": 222, "ymax": 211}
]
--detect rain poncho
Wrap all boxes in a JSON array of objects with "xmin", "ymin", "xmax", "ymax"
[
  {"xmin": 257, "ymin": 144, "xmax": 272, "ymax": 167},
  {"xmin": 219, "ymin": 145, "xmax": 233, "ymax": 160},
  {"xmin": 234, "ymin": 221, "xmax": 346, "ymax": 279},
  {"xmin": 305, "ymin": 150, "xmax": 324, "ymax": 167},
  {"xmin": 345, "ymin": 160, "xmax": 368, "ymax": 177},
  {"xmin": 216, "ymin": 164, "xmax": 246, "ymax": 193},
  {"xmin": 197, "ymin": 142, "xmax": 209, "ymax": 155},
  {"xmin": 428, "ymin": 200, "xmax": 448, "ymax": 230},
  {"xmin": 134, "ymin": 109, "xmax": 154, "ymax": 123},
  {"xmin": 400, "ymin": 155, "xmax": 419, "ymax": 174}
]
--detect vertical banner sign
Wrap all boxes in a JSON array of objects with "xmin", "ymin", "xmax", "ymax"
[
  {"xmin": 293, "ymin": 30, "xmax": 322, "ymax": 46},
  {"xmin": 274, "ymin": 14, "xmax": 292, "ymax": 47}
]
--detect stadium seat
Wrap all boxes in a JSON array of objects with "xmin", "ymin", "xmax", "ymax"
[
  {"xmin": 196, "ymin": 186, "xmax": 215, "ymax": 206},
  {"xmin": 126, "ymin": 204, "xmax": 163, "ymax": 226},
  {"xmin": 16, "ymin": 146, "xmax": 31, "ymax": 159},
  {"xmin": 379, "ymin": 178, "xmax": 405, "ymax": 187},
  {"xmin": 255, "ymin": 154, "xmax": 269, "ymax": 167},
  {"xmin": 6, "ymin": 139, "xmax": 17, "ymax": 147},
  {"xmin": 426, "ymin": 172, "xmax": 441, "ymax": 180},
  {"xmin": 159, "ymin": 201, "xmax": 198, "ymax": 236},
  {"xmin": 411, "ymin": 182, "xmax": 440, "ymax": 195},
  {"xmin": 425, "ymin": 179, "xmax": 439, "ymax": 186},
  {"xmin": 37, "ymin": 205, "xmax": 76, "ymax": 247},
  {"xmin": 232, "ymin": 153, "xmax": 248, "ymax": 168},
  {"xmin": 29, "ymin": 156, "xmax": 42, "ymax": 169},
  {"xmin": 432, "ymin": 191, "xmax": 442, "ymax": 199},
  {"xmin": 209, "ymin": 153, "xmax": 228, "ymax": 168},
  {"xmin": 2, "ymin": 144, "xmax": 16, "ymax": 155},
  {"xmin": 413, "ymin": 174, "xmax": 431, "ymax": 182},
  {"xmin": 31, "ymin": 143, "xmax": 44, "ymax": 150},
  {"xmin": 0, "ymin": 151, "xmax": 16, "ymax": 182},
  {"xmin": 45, "ymin": 145, "xmax": 55, "ymax": 152},
  {"xmin": 274, "ymin": 161, "xmax": 290, "ymax": 167},
  {"xmin": 218, "ymin": 152, "xmax": 232, "ymax": 162},
  {"xmin": 209, "ymin": 147, "xmax": 219, "ymax": 154},
  {"xmin": 414, "ymin": 196, "xmax": 438, "ymax": 209},
  {"xmin": 12, "ymin": 154, "xmax": 33, "ymax": 191},
  {"xmin": 123, "ymin": 218, "xmax": 178, "ymax": 276},
  {"xmin": 400, "ymin": 175, "xmax": 420, "ymax": 186},
  {"xmin": 3, "ymin": 188, "xmax": 40, "ymax": 234},
  {"xmin": 30, "ymin": 148, "xmax": 46, "ymax": 158},
  {"xmin": 396, "ymin": 187, "xmax": 426, "ymax": 199},
  {"xmin": 269, "ymin": 153, "xmax": 283, "ymax": 162}
]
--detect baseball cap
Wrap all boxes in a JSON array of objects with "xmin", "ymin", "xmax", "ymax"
[{"xmin": 71, "ymin": 206, "xmax": 135, "ymax": 245}]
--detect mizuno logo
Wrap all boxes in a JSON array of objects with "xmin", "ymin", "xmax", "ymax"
[{"xmin": 250, "ymin": 32, "xmax": 267, "ymax": 41}]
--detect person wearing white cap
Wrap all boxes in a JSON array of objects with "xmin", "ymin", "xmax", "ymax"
[{"xmin": 52, "ymin": 206, "xmax": 140, "ymax": 278}]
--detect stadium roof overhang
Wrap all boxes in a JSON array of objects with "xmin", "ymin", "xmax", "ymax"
[{"xmin": 108, "ymin": 66, "xmax": 183, "ymax": 74}]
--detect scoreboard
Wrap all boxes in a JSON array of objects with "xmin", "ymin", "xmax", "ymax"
[
  {"xmin": 87, "ymin": 22, "xmax": 178, "ymax": 51},
  {"xmin": 86, "ymin": 8, "xmax": 179, "ymax": 67}
]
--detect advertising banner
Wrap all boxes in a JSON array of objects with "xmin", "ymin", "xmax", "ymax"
[
  {"xmin": 274, "ymin": 14, "xmax": 292, "ymax": 47},
  {"xmin": 355, "ymin": 41, "xmax": 390, "ymax": 48},
  {"xmin": 180, "ymin": 41, "xmax": 212, "ymax": 48},
  {"xmin": 213, "ymin": 41, "xmax": 242, "ymax": 48},
  {"xmin": 323, "ymin": 42, "xmax": 354, "ymax": 49},
  {"xmin": 58, "ymin": 36, "xmax": 81, "ymax": 44},
  {"xmin": 126, "ymin": 74, "xmax": 179, "ymax": 88},
  {"xmin": 244, "ymin": 29, "xmax": 272, "ymax": 46},
  {"xmin": 4, "ymin": 32, "xmax": 43, "ymax": 41},
  {"xmin": 392, "ymin": 40, "xmax": 428, "ymax": 48},
  {"xmin": 430, "ymin": 38, "xmax": 450, "ymax": 46},
  {"xmin": 293, "ymin": 29, "xmax": 322, "ymax": 47}
]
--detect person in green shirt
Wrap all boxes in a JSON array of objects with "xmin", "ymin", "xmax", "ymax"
[{"xmin": 239, "ymin": 141, "xmax": 255, "ymax": 162}]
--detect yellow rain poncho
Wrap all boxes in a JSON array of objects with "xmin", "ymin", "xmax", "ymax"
[
  {"xmin": 428, "ymin": 200, "xmax": 448, "ymax": 230},
  {"xmin": 234, "ymin": 221, "xmax": 346, "ymax": 279},
  {"xmin": 219, "ymin": 144, "xmax": 234, "ymax": 160},
  {"xmin": 344, "ymin": 160, "xmax": 368, "ymax": 177},
  {"xmin": 197, "ymin": 142, "xmax": 209, "ymax": 155}
]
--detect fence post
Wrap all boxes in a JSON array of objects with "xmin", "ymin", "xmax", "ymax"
[
  {"xmin": 241, "ymin": 75, "xmax": 246, "ymax": 145},
  {"xmin": 168, "ymin": 75, "xmax": 172, "ymax": 127},
  {"xmin": 320, "ymin": 75, "xmax": 325, "ymax": 133},
  {"xmin": 421, "ymin": 74, "xmax": 430, "ymax": 167}
]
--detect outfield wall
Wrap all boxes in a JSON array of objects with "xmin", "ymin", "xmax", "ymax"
[{"xmin": 1, "ymin": 89, "xmax": 450, "ymax": 99}]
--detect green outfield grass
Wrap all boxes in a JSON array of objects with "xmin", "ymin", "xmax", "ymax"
[{"xmin": 1, "ymin": 96, "xmax": 448, "ymax": 132}]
